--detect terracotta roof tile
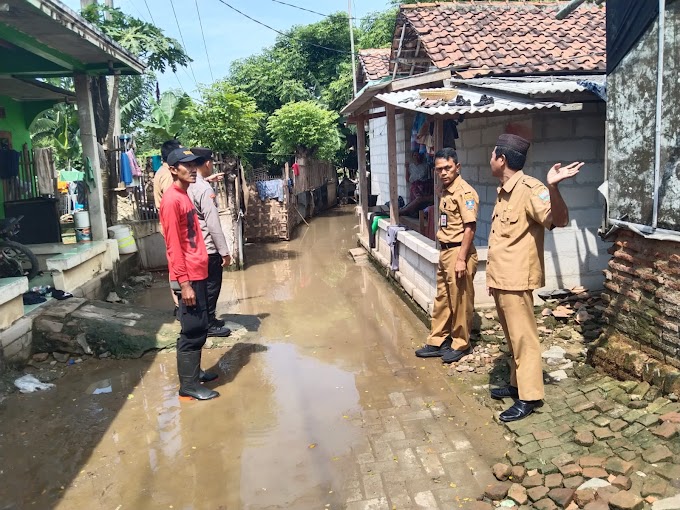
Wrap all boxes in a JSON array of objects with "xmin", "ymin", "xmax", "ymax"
[
  {"xmin": 358, "ymin": 48, "xmax": 391, "ymax": 81},
  {"xmin": 400, "ymin": 3, "xmax": 605, "ymax": 76}
]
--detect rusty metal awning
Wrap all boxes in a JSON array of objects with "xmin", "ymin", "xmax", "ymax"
[{"xmin": 375, "ymin": 88, "xmax": 573, "ymax": 118}]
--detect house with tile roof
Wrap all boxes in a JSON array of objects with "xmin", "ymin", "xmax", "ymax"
[
  {"xmin": 344, "ymin": 1, "xmax": 609, "ymax": 310},
  {"xmin": 357, "ymin": 48, "xmax": 391, "ymax": 89}
]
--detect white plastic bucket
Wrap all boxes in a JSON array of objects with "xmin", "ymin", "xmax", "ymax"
[
  {"xmin": 74, "ymin": 211, "xmax": 91, "ymax": 243},
  {"xmin": 108, "ymin": 225, "xmax": 138, "ymax": 254}
]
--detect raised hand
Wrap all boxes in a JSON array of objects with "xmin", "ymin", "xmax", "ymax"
[{"xmin": 547, "ymin": 162, "xmax": 584, "ymax": 187}]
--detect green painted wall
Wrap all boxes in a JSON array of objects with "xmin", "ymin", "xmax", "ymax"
[{"xmin": 0, "ymin": 96, "xmax": 33, "ymax": 219}]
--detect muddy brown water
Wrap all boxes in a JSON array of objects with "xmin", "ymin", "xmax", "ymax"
[{"xmin": 0, "ymin": 208, "xmax": 509, "ymax": 509}]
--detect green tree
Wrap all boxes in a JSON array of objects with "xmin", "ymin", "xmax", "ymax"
[
  {"xmin": 358, "ymin": 9, "xmax": 398, "ymax": 49},
  {"xmin": 140, "ymin": 90, "xmax": 193, "ymax": 142},
  {"xmin": 188, "ymin": 81, "xmax": 264, "ymax": 156},
  {"xmin": 267, "ymin": 101, "xmax": 340, "ymax": 161},
  {"xmin": 30, "ymin": 103, "xmax": 82, "ymax": 170},
  {"xmin": 80, "ymin": 4, "xmax": 191, "ymax": 143}
]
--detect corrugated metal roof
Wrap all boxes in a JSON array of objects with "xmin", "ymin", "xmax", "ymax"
[
  {"xmin": 375, "ymin": 88, "xmax": 567, "ymax": 116},
  {"xmin": 448, "ymin": 76, "xmax": 606, "ymax": 96}
]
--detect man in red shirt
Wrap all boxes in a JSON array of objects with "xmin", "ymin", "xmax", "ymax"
[{"xmin": 160, "ymin": 148, "xmax": 219, "ymax": 401}]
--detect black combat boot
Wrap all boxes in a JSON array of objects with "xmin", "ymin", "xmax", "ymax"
[{"xmin": 177, "ymin": 350, "xmax": 220, "ymax": 400}]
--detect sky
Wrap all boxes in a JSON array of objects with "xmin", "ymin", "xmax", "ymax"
[{"xmin": 62, "ymin": 0, "xmax": 393, "ymax": 96}]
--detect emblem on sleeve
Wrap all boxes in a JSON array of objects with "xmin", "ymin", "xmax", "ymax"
[
  {"xmin": 537, "ymin": 188, "xmax": 550, "ymax": 202},
  {"xmin": 464, "ymin": 192, "xmax": 476, "ymax": 210}
]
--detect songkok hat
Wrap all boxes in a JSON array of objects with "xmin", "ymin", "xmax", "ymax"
[
  {"xmin": 191, "ymin": 147, "xmax": 213, "ymax": 159},
  {"xmin": 496, "ymin": 134, "xmax": 530, "ymax": 155}
]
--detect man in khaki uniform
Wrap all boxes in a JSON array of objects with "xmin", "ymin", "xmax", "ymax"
[
  {"xmin": 416, "ymin": 147, "xmax": 478, "ymax": 364},
  {"xmin": 486, "ymin": 134, "xmax": 583, "ymax": 422}
]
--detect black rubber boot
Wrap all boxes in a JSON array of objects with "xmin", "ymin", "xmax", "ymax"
[
  {"xmin": 178, "ymin": 350, "xmax": 220, "ymax": 400},
  {"xmin": 199, "ymin": 369, "xmax": 219, "ymax": 383}
]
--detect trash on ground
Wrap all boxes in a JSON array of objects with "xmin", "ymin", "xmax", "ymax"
[
  {"xmin": 87, "ymin": 379, "xmax": 113, "ymax": 395},
  {"xmin": 14, "ymin": 374, "xmax": 55, "ymax": 393}
]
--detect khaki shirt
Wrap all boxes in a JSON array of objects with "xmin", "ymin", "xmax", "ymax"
[
  {"xmin": 437, "ymin": 176, "xmax": 478, "ymax": 244},
  {"xmin": 486, "ymin": 171, "xmax": 554, "ymax": 291},
  {"xmin": 153, "ymin": 164, "xmax": 173, "ymax": 210}
]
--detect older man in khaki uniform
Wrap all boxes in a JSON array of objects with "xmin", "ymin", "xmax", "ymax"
[
  {"xmin": 416, "ymin": 147, "xmax": 478, "ymax": 364},
  {"xmin": 487, "ymin": 134, "xmax": 583, "ymax": 422}
]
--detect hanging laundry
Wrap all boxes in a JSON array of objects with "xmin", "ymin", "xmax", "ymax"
[
  {"xmin": 126, "ymin": 149, "xmax": 143, "ymax": 177},
  {"xmin": 151, "ymin": 155, "xmax": 163, "ymax": 172},
  {"xmin": 0, "ymin": 148, "xmax": 20, "ymax": 179},
  {"xmin": 34, "ymin": 148, "xmax": 56, "ymax": 194},
  {"xmin": 292, "ymin": 162, "xmax": 300, "ymax": 176},
  {"xmin": 119, "ymin": 151, "xmax": 133, "ymax": 186},
  {"xmin": 255, "ymin": 179, "xmax": 284, "ymax": 202}
]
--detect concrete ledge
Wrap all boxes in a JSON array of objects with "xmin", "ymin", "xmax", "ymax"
[
  {"xmin": 41, "ymin": 241, "xmax": 109, "ymax": 271},
  {"xmin": 1, "ymin": 315, "xmax": 32, "ymax": 364},
  {"xmin": 0, "ymin": 277, "xmax": 28, "ymax": 306},
  {"xmin": 0, "ymin": 277, "xmax": 28, "ymax": 331}
]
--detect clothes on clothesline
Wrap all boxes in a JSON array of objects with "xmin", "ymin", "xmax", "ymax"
[
  {"xmin": 0, "ymin": 149, "xmax": 20, "ymax": 179},
  {"xmin": 127, "ymin": 149, "xmax": 142, "ymax": 177},
  {"xmin": 34, "ymin": 148, "xmax": 56, "ymax": 195},
  {"xmin": 292, "ymin": 162, "xmax": 300, "ymax": 176},
  {"xmin": 151, "ymin": 155, "xmax": 163, "ymax": 172},
  {"xmin": 386, "ymin": 225, "xmax": 406, "ymax": 271},
  {"xmin": 255, "ymin": 179, "xmax": 284, "ymax": 202},
  {"xmin": 120, "ymin": 151, "xmax": 133, "ymax": 186}
]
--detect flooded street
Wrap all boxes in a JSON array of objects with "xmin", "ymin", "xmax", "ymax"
[{"xmin": 0, "ymin": 208, "xmax": 509, "ymax": 509}]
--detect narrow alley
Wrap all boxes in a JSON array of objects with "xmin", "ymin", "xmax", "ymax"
[{"xmin": 0, "ymin": 208, "xmax": 509, "ymax": 510}]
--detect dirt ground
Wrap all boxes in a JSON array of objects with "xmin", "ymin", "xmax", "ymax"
[{"xmin": 0, "ymin": 208, "xmax": 510, "ymax": 510}]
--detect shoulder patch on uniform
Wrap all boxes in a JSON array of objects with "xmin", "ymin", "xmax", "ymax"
[
  {"xmin": 464, "ymin": 192, "xmax": 476, "ymax": 210},
  {"xmin": 535, "ymin": 187, "xmax": 550, "ymax": 202}
]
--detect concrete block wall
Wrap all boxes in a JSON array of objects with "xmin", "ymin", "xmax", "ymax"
[
  {"xmin": 368, "ymin": 113, "xmax": 411, "ymax": 206},
  {"xmin": 601, "ymin": 230, "xmax": 680, "ymax": 370},
  {"xmin": 456, "ymin": 104, "xmax": 610, "ymax": 291},
  {"xmin": 368, "ymin": 219, "xmax": 494, "ymax": 313}
]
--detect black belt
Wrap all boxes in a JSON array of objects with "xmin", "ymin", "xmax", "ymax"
[{"xmin": 439, "ymin": 242, "xmax": 462, "ymax": 250}]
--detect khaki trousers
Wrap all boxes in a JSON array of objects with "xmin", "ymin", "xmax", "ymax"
[
  {"xmin": 428, "ymin": 246, "xmax": 477, "ymax": 350},
  {"xmin": 493, "ymin": 289, "xmax": 545, "ymax": 401}
]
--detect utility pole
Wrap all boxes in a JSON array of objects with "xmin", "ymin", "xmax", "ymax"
[{"xmin": 348, "ymin": 0, "xmax": 358, "ymax": 97}]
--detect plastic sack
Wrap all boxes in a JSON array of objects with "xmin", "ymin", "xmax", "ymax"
[{"xmin": 14, "ymin": 374, "xmax": 55, "ymax": 393}]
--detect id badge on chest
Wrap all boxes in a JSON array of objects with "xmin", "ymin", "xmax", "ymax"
[{"xmin": 440, "ymin": 214, "xmax": 447, "ymax": 227}]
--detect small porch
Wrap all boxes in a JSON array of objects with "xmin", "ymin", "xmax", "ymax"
[
  {"xmin": 347, "ymin": 76, "xmax": 609, "ymax": 314},
  {"xmin": 0, "ymin": 0, "xmax": 144, "ymax": 361}
]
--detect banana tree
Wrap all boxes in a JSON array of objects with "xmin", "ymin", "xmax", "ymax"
[
  {"xmin": 30, "ymin": 103, "xmax": 82, "ymax": 170},
  {"xmin": 140, "ymin": 91, "xmax": 193, "ymax": 141}
]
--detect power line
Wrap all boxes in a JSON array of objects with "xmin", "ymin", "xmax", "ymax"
[
  {"xmin": 195, "ymin": 0, "xmax": 215, "ymax": 83},
  {"xmin": 269, "ymin": 0, "xmax": 381, "ymax": 21},
  {"xmin": 214, "ymin": 0, "xmax": 349, "ymax": 55},
  {"xmin": 169, "ymin": 0, "xmax": 200, "ymax": 90},
  {"xmin": 270, "ymin": 0, "xmax": 328, "ymax": 17},
  {"xmin": 142, "ymin": 0, "xmax": 156, "ymax": 24}
]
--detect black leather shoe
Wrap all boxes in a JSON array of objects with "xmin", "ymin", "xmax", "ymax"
[
  {"xmin": 199, "ymin": 369, "xmax": 219, "ymax": 383},
  {"xmin": 210, "ymin": 316, "xmax": 225, "ymax": 328},
  {"xmin": 207, "ymin": 325, "xmax": 231, "ymax": 337},
  {"xmin": 415, "ymin": 338, "xmax": 452, "ymax": 358},
  {"xmin": 490, "ymin": 385, "xmax": 519, "ymax": 400},
  {"xmin": 441, "ymin": 347, "xmax": 470, "ymax": 363},
  {"xmin": 499, "ymin": 399, "xmax": 541, "ymax": 422}
]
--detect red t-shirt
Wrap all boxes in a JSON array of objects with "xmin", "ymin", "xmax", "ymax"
[{"xmin": 159, "ymin": 184, "xmax": 208, "ymax": 283}]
